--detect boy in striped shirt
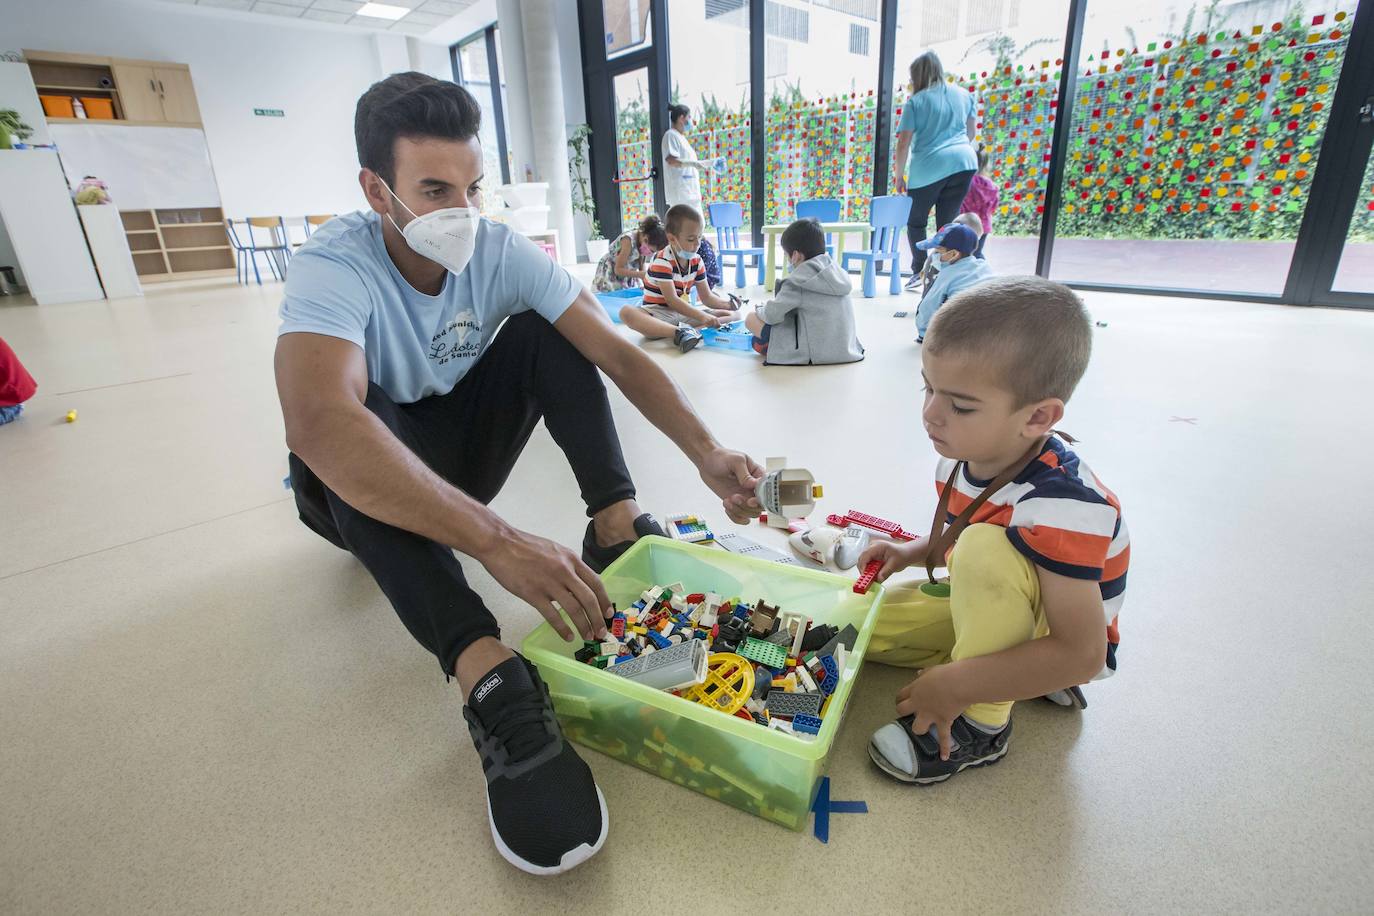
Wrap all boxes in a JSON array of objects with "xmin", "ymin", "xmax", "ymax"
[
  {"xmin": 618, "ymin": 204, "xmax": 739, "ymax": 352},
  {"xmin": 861, "ymin": 276, "xmax": 1128, "ymax": 785}
]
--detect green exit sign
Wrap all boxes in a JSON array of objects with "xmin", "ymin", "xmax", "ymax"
[{"xmin": 253, "ymin": 108, "xmax": 284, "ymax": 117}]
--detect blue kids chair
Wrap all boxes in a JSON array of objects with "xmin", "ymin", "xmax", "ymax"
[
  {"xmin": 707, "ymin": 202, "xmax": 765, "ymax": 288},
  {"xmin": 840, "ymin": 195, "xmax": 913, "ymax": 297},
  {"xmin": 795, "ymin": 198, "xmax": 841, "ymax": 256},
  {"xmin": 225, "ymin": 217, "xmax": 291, "ymax": 285}
]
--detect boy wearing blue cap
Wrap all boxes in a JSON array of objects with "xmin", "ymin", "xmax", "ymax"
[{"xmin": 914, "ymin": 222, "xmax": 994, "ymax": 343}]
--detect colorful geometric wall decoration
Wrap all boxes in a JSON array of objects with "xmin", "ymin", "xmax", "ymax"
[{"xmin": 612, "ymin": 11, "xmax": 1368, "ymax": 244}]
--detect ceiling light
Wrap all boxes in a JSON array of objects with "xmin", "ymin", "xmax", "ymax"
[{"xmin": 355, "ymin": 2, "xmax": 409, "ymax": 20}]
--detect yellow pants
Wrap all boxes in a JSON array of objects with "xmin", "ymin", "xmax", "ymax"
[{"xmin": 867, "ymin": 524, "xmax": 1049, "ymax": 727}]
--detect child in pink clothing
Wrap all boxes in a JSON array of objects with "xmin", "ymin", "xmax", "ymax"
[{"xmin": 959, "ymin": 147, "xmax": 1000, "ymax": 260}]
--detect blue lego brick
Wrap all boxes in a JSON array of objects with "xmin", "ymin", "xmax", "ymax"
[
  {"xmin": 819, "ymin": 655, "xmax": 839, "ymax": 694},
  {"xmin": 792, "ymin": 714, "xmax": 822, "ymax": 735},
  {"xmin": 647, "ymin": 631, "xmax": 671, "ymax": 650}
]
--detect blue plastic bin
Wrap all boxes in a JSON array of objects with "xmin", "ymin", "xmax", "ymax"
[
  {"xmin": 701, "ymin": 321, "xmax": 755, "ymax": 352},
  {"xmin": 594, "ymin": 288, "xmax": 641, "ymax": 324}
]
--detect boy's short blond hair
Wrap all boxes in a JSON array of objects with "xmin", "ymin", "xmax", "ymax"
[
  {"xmin": 953, "ymin": 212, "xmax": 983, "ymax": 236},
  {"xmin": 926, "ymin": 276, "xmax": 1091, "ymax": 406}
]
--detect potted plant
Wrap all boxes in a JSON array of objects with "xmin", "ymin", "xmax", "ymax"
[
  {"xmin": 0, "ymin": 109, "xmax": 34, "ymax": 150},
  {"xmin": 568, "ymin": 124, "xmax": 610, "ymax": 261}
]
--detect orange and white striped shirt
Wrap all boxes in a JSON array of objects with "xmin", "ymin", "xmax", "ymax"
[{"xmin": 937, "ymin": 438, "xmax": 1128, "ymax": 672}]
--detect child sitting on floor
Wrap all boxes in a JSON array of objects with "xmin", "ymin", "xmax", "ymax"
[
  {"xmin": 914, "ymin": 222, "xmax": 993, "ymax": 343},
  {"xmin": 916, "ymin": 214, "xmax": 985, "ymax": 298},
  {"xmin": 861, "ymin": 276, "xmax": 1127, "ymax": 784},
  {"xmin": 0, "ymin": 336, "xmax": 37, "ymax": 425},
  {"xmin": 619, "ymin": 204, "xmax": 739, "ymax": 353},
  {"xmin": 743, "ymin": 218, "xmax": 863, "ymax": 366}
]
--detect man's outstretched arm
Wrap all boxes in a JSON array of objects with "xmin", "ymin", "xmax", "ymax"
[{"xmin": 551, "ymin": 291, "xmax": 764, "ymax": 523}]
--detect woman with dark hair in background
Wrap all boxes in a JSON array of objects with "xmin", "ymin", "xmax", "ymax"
[
  {"xmin": 892, "ymin": 50, "xmax": 978, "ymax": 289},
  {"xmin": 592, "ymin": 213, "xmax": 669, "ymax": 292},
  {"xmin": 660, "ymin": 104, "xmax": 722, "ymax": 288}
]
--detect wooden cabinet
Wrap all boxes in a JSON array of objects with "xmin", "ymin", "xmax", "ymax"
[
  {"xmin": 30, "ymin": 52, "xmax": 202, "ymax": 126},
  {"xmin": 108, "ymin": 63, "xmax": 163, "ymax": 121},
  {"xmin": 153, "ymin": 68, "xmax": 200, "ymax": 124}
]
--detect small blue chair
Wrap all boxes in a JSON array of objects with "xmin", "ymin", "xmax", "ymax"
[
  {"xmin": 707, "ymin": 202, "xmax": 765, "ymax": 289},
  {"xmin": 840, "ymin": 195, "xmax": 913, "ymax": 298},
  {"xmin": 225, "ymin": 217, "xmax": 291, "ymax": 285},
  {"xmin": 796, "ymin": 198, "xmax": 842, "ymax": 256}
]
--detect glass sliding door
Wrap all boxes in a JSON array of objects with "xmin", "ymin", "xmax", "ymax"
[
  {"xmin": 612, "ymin": 68, "xmax": 657, "ymax": 228},
  {"xmin": 1048, "ymin": 2, "xmax": 1362, "ymax": 295},
  {"xmin": 890, "ymin": 0, "xmax": 1073, "ymax": 276},
  {"xmin": 451, "ymin": 27, "xmax": 510, "ymax": 186},
  {"xmin": 668, "ymin": 0, "xmax": 753, "ymax": 231},
  {"xmin": 762, "ymin": 0, "xmax": 883, "ymax": 225}
]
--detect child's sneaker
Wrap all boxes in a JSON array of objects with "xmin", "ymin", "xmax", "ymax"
[
  {"xmin": 674, "ymin": 326, "xmax": 702, "ymax": 353},
  {"xmin": 867, "ymin": 713, "xmax": 1011, "ymax": 784},
  {"xmin": 1042, "ymin": 685, "xmax": 1087, "ymax": 709}
]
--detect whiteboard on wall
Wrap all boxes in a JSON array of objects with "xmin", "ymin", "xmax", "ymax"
[{"xmin": 48, "ymin": 124, "xmax": 221, "ymax": 209}]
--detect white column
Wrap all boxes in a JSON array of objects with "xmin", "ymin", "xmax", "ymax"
[
  {"xmin": 496, "ymin": 0, "xmax": 535, "ymax": 184},
  {"xmin": 513, "ymin": 0, "xmax": 576, "ymax": 264}
]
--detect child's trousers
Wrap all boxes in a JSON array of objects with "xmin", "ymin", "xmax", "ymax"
[{"xmin": 867, "ymin": 523, "xmax": 1049, "ymax": 727}]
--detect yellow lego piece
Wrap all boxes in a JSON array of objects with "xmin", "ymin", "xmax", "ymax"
[{"xmin": 683, "ymin": 652, "xmax": 754, "ymax": 714}]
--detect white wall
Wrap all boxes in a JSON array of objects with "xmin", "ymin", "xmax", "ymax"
[{"xmin": 3, "ymin": 0, "xmax": 451, "ymax": 220}]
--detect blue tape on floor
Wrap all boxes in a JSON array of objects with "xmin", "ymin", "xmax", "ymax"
[{"xmin": 811, "ymin": 776, "xmax": 869, "ymax": 844}]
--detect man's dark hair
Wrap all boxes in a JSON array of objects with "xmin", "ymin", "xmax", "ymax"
[
  {"xmin": 355, "ymin": 72, "xmax": 482, "ymax": 184},
  {"xmin": 668, "ymin": 103, "xmax": 690, "ymax": 126},
  {"xmin": 781, "ymin": 218, "xmax": 827, "ymax": 261}
]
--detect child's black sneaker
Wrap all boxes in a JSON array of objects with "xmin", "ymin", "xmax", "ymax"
[
  {"xmin": 674, "ymin": 326, "xmax": 702, "ymax": 353},
  {"xmin": 462, "ymin": 654, "xmax": 607, "ymax": 875},
  {"xmin": 867, "ymin": 713, "xmax": 1011, "ymax": 784}
]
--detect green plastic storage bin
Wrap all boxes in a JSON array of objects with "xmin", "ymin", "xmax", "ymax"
[{"xmin": 521, "ymin": 535, "xmax": 885, "ymax": 830}]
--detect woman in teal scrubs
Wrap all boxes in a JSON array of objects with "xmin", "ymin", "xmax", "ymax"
[{"xmin": 892, "ymin": 50, "xmax": 978, "ymax": 286}]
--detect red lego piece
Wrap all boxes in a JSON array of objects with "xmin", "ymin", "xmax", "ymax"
[
  {"xmin": 853, "ymin": 558, "xmax": 882, "ymax": 594},
  {"xmin": 611, "ymin": 617, "xmax": 625, "ymax": 638},
  {"xmin": 829, "ymin": 509, "xmax": 917, "ymax": 541},
  {"xmin": 686, "ymin": 593, "xmax": 705, "ymax": 603},
  {"xmin": 733, "ymin": 708, "xmax": 754, "ymax": 721}
]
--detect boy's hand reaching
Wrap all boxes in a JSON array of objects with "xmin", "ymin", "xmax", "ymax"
[
  {"xmin": 858, "ymin": 540, "xmax": 912, "ymax": 582},
  {"xmin": 896, "ymin": 667, "xmax": 966, "ymax": 761}
]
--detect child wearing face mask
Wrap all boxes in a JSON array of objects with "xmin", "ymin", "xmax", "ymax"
[
  {"xmin": 619, "ymin": 204, "xmax": 739, "ymax": 353},
  {"xmin": 743, "ymin": 218, "xmax": 863, "ymax": 365},
  {"xmin": 913, "ymin": 222, "xmax": 994, "ymax": 344},
  {"xmin": 593, "ymin": 214, "xmax": 669, "ymax": 292}
]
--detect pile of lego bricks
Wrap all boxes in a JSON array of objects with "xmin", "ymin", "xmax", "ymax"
[{"xmin": 574, "ymin": 583, "xmax": 857, "ymax": 740}]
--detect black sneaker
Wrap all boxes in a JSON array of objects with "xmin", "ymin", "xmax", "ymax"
[
  {"xmin": 904, "ymin": 273, "xmax": 922, "ymax": 290},
  {"xmin": 581, "ymin": 513, "xmax": 664, "ymax": 573},
  {"xmin": 867, "ymin": 713, "xmax": 1012, "ymax": 784},
  {"xmin": 462, "ymin": 654, "xmax": 607, "ymax": 874},
  {"xmin": 674, "ymin": 326, "xmax": 702, "ymax": 353}
]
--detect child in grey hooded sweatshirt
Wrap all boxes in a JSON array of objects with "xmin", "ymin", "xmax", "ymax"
[{"xmin": 744, "ymin": 218, "xmax": 864, "ymax": 366}]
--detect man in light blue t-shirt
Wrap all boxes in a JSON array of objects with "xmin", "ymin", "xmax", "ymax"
[{"xmin": 275, "ymin": 73, "xmax": 763, "ymax": 876}]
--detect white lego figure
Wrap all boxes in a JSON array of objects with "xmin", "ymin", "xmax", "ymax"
[
  {"xmin": 787, "ymin": 525, "xmax": 870, "ymax": 570},
  {"xmin": 756, "ymin": 457, "xmax": 823, "ymax": 530}
]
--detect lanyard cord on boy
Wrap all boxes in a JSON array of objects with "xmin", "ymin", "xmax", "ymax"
[{"xmin": 924, "ymin": 430, "xmax": 1077, "ymax": 585}]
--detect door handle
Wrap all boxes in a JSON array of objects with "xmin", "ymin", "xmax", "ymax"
[
  {"xmin": 1360, "ymin": 96, "xmax": 1373, "ymax": 124},
  {"xmin": 158, "ymin": 80, "xmax": 165, "ymax": 94},
  {"xmin": 149, "ymin": 78, "xmax": 156, "ymax": 92}
]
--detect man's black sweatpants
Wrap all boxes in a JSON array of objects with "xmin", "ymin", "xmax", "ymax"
[{"xmin": 288, "ymin": 311, "xmax": 636, "ymax": 677}]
